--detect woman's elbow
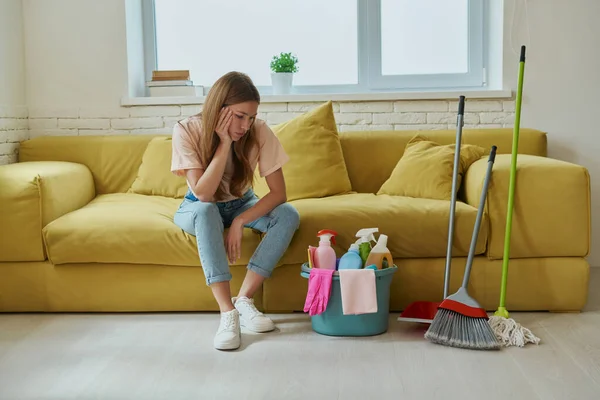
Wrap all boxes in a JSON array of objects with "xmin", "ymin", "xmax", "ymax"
[
  {"xmin": 276, "ymin": 191, "xmax": 287, "ymax": 204},
  {"xmin": 191, "ymin": 189, "xmax": 213, "ymax": 202},
  {"xmin": 266, "ymin": 190, "xmax": 286, "ymax": 204},
  {"xmin": 196, "ymin": 194, "xmax": 213, "ymax": 203}
]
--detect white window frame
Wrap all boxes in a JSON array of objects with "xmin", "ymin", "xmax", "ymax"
[{"xmin": 141, "ymin": 0, "xmax": 488, "ymax": 96}]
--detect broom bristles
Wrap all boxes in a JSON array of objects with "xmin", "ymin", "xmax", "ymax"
[{"xmin": 425, "ymin": 309, "xmax": 501, "ymax": 350}]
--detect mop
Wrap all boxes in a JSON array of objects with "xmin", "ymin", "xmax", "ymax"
[
  {"xmin": 397, "ymin": 96, "xmax": 466, "ymax": 324},
  {"xmin": 424, "ymin": 146, "xmax": 501, "ymax": 350},
  {"xmin": 488, "ymin": 45, "xmax": 541, "ymax": 347}
]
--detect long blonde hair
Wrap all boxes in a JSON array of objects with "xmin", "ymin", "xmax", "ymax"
[{"xmin": 190, "ymin": 71, "xmax": 260, "ymax": 201}]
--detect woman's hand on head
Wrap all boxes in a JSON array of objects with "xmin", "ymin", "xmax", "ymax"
[{"xmin": 215, "ymin": 107, "xmax": 233, "ymax": 144}]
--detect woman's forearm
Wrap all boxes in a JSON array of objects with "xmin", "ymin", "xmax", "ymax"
[
  {"xmin": 234, "ymin": 191, "xmax": 286, "ymax": 226},
  {"xmin": 192, "ymin": 141, "xmax": 230, "ymax": 202}
]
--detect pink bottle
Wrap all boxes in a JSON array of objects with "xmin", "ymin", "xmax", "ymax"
[{"xmin": 314, "ymin": 229, "xmax": 338, "ymax": 270}]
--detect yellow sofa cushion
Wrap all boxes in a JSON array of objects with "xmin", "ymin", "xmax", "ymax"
[
  {"xmin": 0, "ymin": 161, "xmax": 95, "ymax": 262},
  {"xmin": 42, "ymin": 193, "xmax": 262, "ymax": 266},
  {"xmin": 281, "ymin": 193, "xmax": 487, "ymax": 266},
  {"xmin": 377, "ymin": 134, "xmax": 486, "ymax": 200},
  {"xmin": 253, "ymin": 101, "xmax": 353, "ymax": 201},
  {"xmin": 128, "ymin": 137, "xmax": 188, "ymax": 198}
]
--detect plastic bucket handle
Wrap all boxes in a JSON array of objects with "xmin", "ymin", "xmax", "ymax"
[{"xmin": 300, "ymin": 262, "xmax": 397, "ymax": 280}]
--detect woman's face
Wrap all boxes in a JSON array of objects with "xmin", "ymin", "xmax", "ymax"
[{"xmin": 227, "ymin": 101, "xmax": 259, "ymax": 141}]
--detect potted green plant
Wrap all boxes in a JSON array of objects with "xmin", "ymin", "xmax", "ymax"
[{"xmin": 270, "ymin": 52, "xmax": 299, "ymax": 95}]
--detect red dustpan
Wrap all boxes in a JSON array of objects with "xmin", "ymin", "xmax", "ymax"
[
  {"xmin": 397, "ymin": 95, "xmax": 466, "ymax": 325},
  {"xmin": 397, "ymin": 301, "xmax": 442, "ymax": 324}
]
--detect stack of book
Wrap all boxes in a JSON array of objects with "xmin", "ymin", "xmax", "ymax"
[{"xmin": 146, "ymin": 70, "xmax": 202, "ymax": 97}]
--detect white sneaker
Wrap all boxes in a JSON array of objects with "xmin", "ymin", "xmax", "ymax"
[
  {"xmin": 233, "ymin": 296, "xmax": 275, "ymax": 333},
  {"xmin": 214, "ymin": 309, "xmax": 240, "ymax": 350}
]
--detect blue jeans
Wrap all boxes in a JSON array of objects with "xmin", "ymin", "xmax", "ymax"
[{"xmin": 174, "ymin": 188, "xmax": 300, "ymax": 286}]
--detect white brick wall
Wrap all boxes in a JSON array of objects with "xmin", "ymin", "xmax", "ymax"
[
  {"xmin": 25, "ymin": 105, "xmax": 202, "ymax": 139},
  {"xmin": 262, "ymin": 100, "xmax": 515, "ymax": 131},
  {"xmin": 0, "ymin": 106, "xmax": 29, "ymax": 165},
  {"xmin": 2, "ymin": 99, "xmax": 516, "ymax": 165}
]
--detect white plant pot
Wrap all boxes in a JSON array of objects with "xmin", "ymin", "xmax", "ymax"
[{"xmin": 271, "ymin": 72, "xmax": 294, "ymax": 95}]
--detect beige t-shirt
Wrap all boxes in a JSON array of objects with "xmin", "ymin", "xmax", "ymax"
[{"xmin": 171, "ymin": 115, "xmax": 289, "ymax": 202}]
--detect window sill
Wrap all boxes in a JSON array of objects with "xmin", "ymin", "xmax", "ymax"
[{"xmin": 121, "ymin": 89, "xmax": 512, "ymax": 106}]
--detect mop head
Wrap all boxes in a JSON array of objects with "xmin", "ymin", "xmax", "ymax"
[
  {"xmin": 488, "ymin": 316, "xmax": 541, "ymax": 347},
  {"xmin": 424, "ymin": 288, "xmax": 501, "ymax": 350}
]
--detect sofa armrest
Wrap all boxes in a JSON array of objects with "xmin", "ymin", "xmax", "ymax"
[
  {"xmin": 464, "ymin": 154, "xmax": 590, "ymax": 259},
  {"xmin": 0, "ymin": 161, "xmax": 95, "ymax": 262}
]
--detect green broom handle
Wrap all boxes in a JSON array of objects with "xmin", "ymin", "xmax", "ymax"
[{"xmin": 497, "ymin": 45, "xmax": 526, "ymax": 317}]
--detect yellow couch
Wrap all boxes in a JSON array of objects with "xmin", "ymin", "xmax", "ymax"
[{"xmin": 0, "ymin": 127, "xmax": 591, "ymax": 313}]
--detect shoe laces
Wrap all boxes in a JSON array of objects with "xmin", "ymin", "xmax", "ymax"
[
  {"xmin": 236, "ymin": 297, "xmax": 263, "ymax": 319},
  {"xmin": 219, "ymin": 311, "xmax": 237, "ymax": 331}
]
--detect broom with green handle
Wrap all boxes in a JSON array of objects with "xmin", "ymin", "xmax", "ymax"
[{"xmin": 488, "ymin": 45, "xmax": 541, "ymax": 347}]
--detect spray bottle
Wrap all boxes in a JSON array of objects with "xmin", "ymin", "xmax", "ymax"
[
  {"xmin": 354, "ymin": 228, "xmax": 378, "ymax": 266},
  {"xmin": 365, "ymin": 233, "xmax": 394, "ymax": 269},
  {"xmin": 314, "ymin": 229, "xmax": 338, "ymax": 270}
]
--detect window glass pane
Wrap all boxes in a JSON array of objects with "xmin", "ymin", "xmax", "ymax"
[
  {"xmin": 154, "ymin": 0, "xmax": 358, "ymax": 87},
  {"xmin": 381, "ymin": 0, "xmax": 468, "ymax": 76}
]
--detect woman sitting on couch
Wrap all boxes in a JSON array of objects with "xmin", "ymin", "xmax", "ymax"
[{"xmin": 170, "ymin": 71, "xmax": 300, "ymax": 350}]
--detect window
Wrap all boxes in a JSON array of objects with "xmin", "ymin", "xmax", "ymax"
[{"xmin": 143, "ymin": 0, "xmax": 487, "ymax": 95}]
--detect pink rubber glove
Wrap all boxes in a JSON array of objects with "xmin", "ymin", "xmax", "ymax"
[{"xmin": 303, "ymin": 268, "xmax": 335, "ymax": 316}]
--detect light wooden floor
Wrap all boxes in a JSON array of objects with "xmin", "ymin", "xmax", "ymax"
[{"xmin": 1, "ymin": 269, "xmax": 599, "ymax": 400}]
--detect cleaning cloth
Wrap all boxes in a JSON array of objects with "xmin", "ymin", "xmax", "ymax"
[{"xmin": 339, "ymin": 269, "xmax": 378, "ymax": 315}]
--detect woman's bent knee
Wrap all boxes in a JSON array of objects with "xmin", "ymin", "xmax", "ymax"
[
  {"xmin": 275, "ymin": 203, "xmax": 300, "ymax": 230},
  {"xmin": 174, "ymin": 201, "xmax": 223, "ymax": 235},
  {"xmin": 189, "ymin": 202, "xmax": 219, "ymax": 219},
  {"xmin": 189, "ymin": 202, "xmax": 223, "ymax": 229}
]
